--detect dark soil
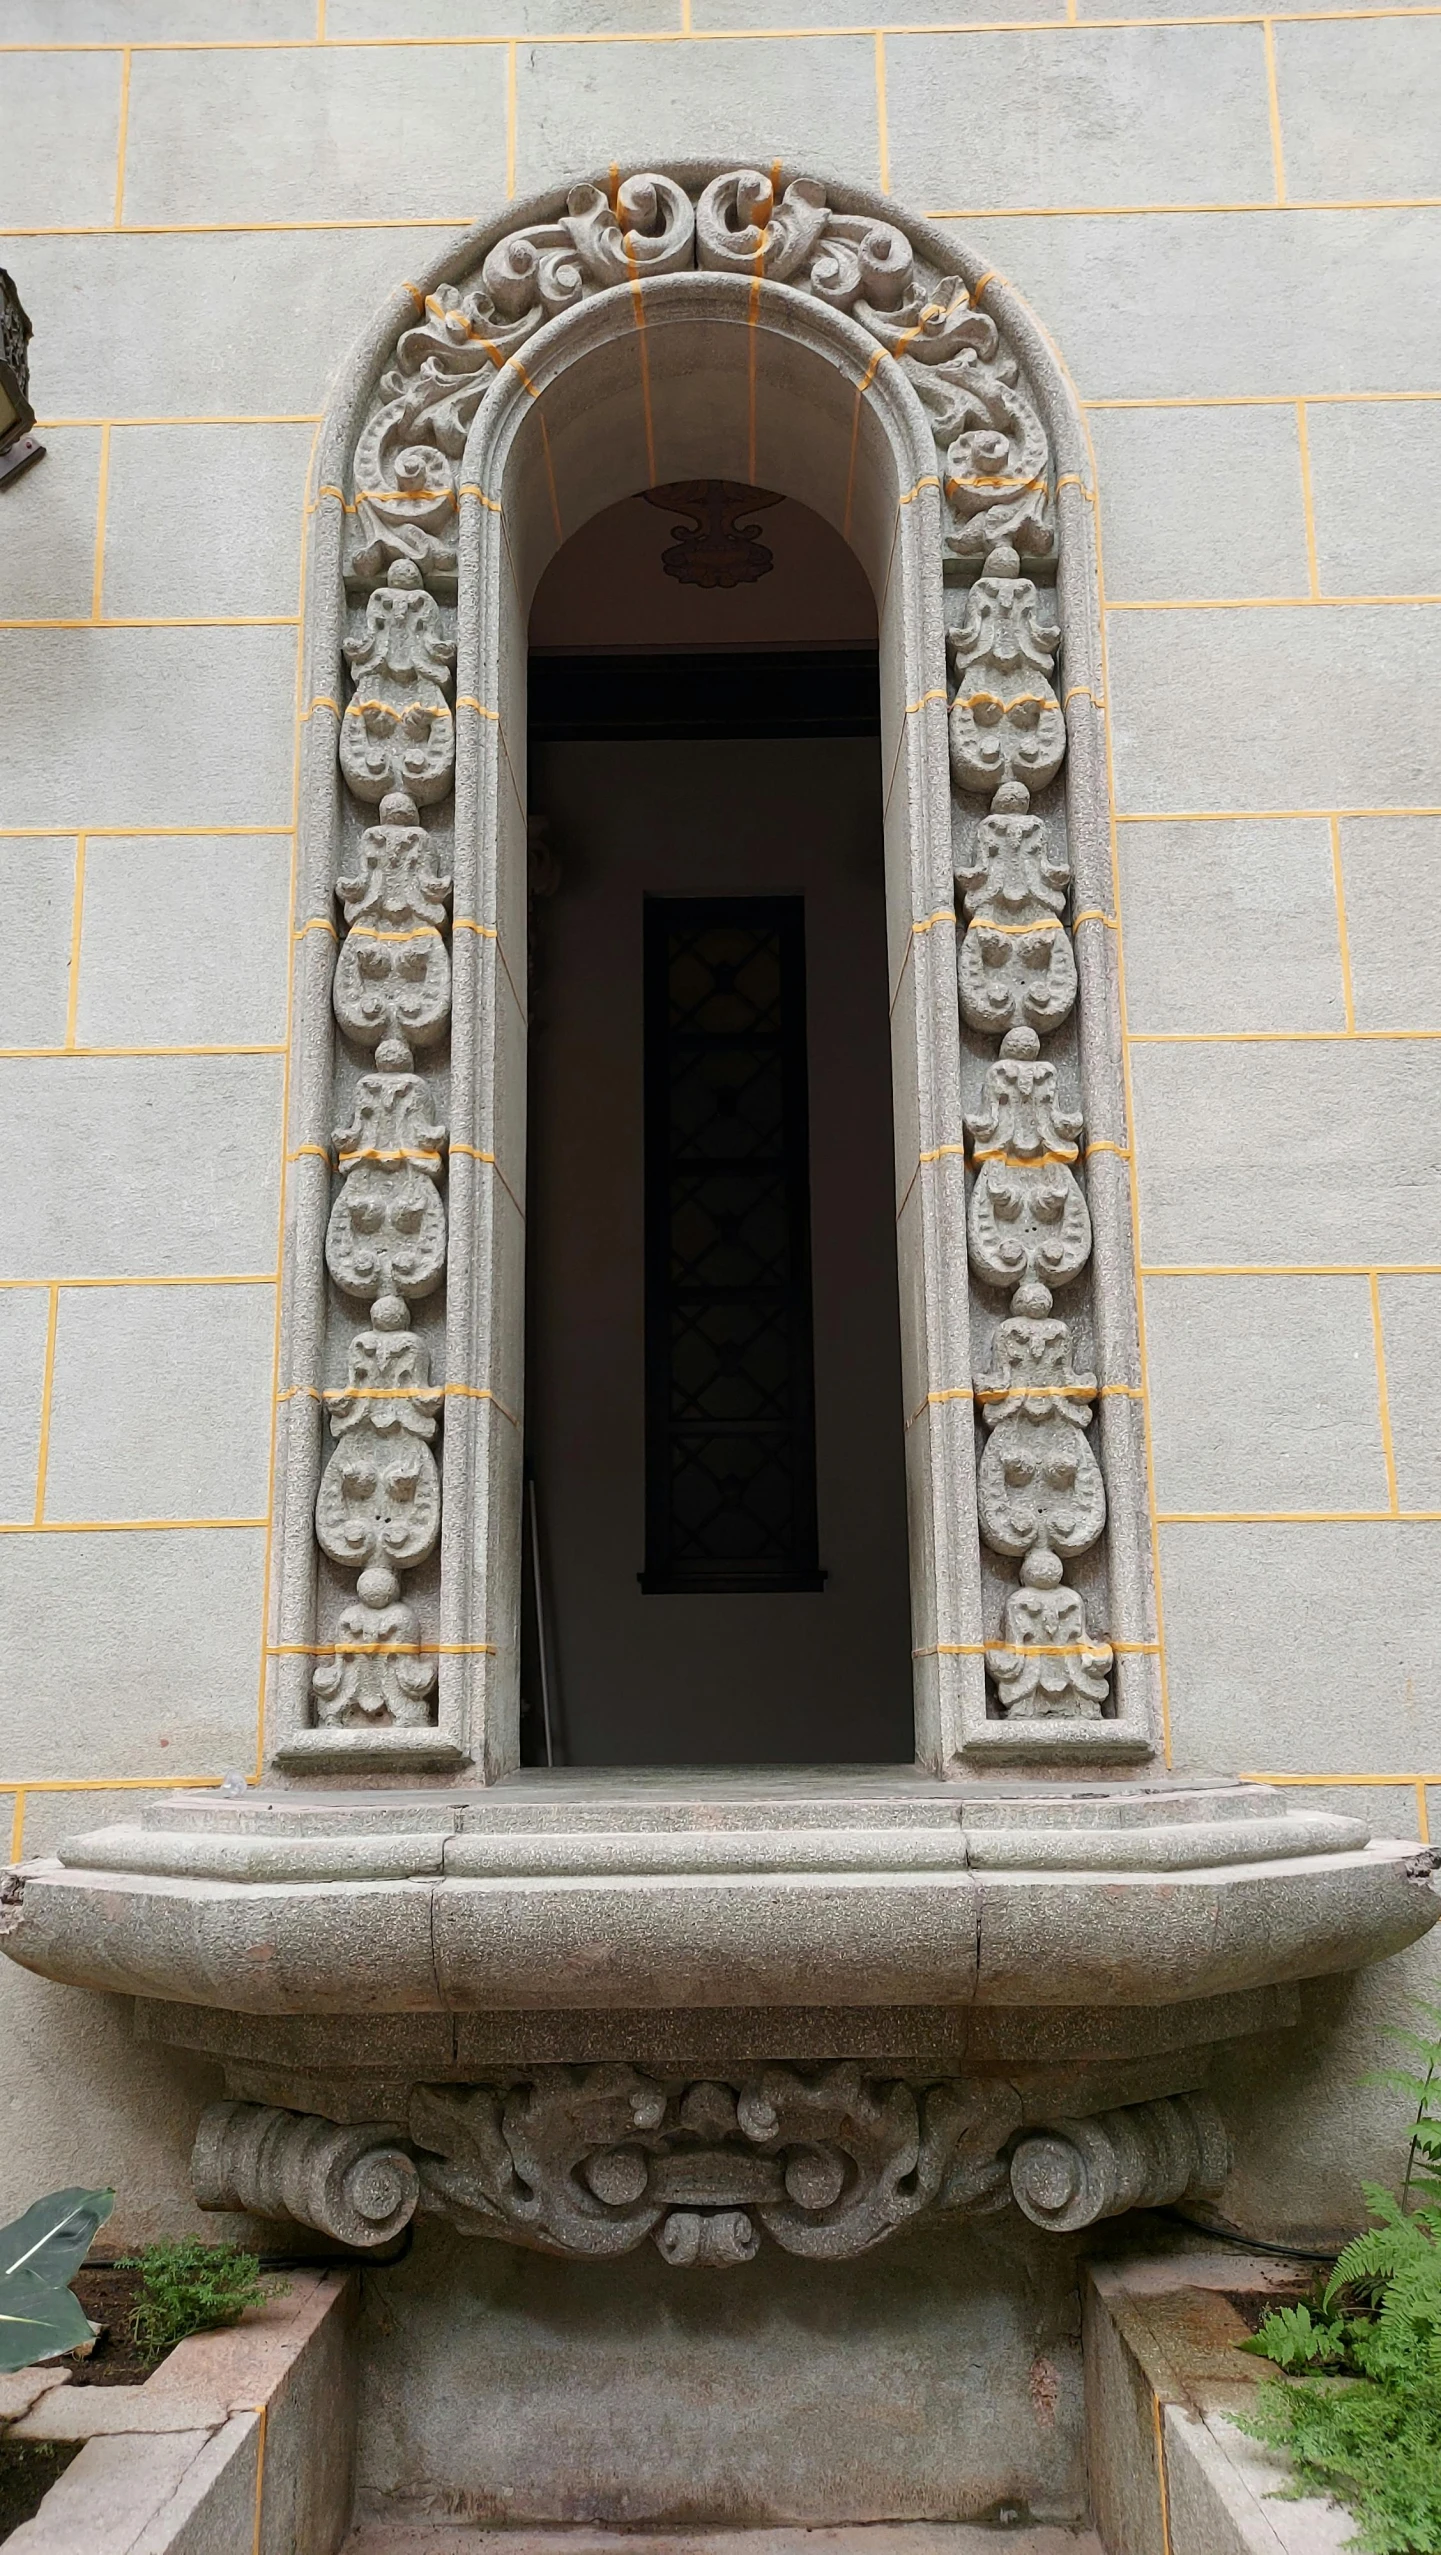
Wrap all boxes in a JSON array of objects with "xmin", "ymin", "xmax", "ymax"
[
  {"xmin": 1224, "ymin": 2281, "xmax": 1313, "ymax": 2337},
  {"xmin": 0, "ymin": 2441, "xmax": 82, "ymax": 2541},
  {"xmin": 63, "ymin": 2267, "xmax": 155, "ymax": 2387}
]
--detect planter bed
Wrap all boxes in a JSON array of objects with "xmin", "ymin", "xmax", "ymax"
[
  {"xmin": 0, "ymin": 2267, "xmax": 356, "ymax": 2554},
  {"xmin": 1083, "ymin": 2224, "xmax": 1356, "ymax": 2554}
]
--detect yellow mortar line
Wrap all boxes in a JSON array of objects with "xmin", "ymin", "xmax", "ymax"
[
  {"xmin": 0, "ymin": 1517, "xmax": 269, "ymax": 1533},
  {"xmin": 1369, "ymin": 1272, "xmax": 1401, "ymax": 1516},
  {"xmin": 1088, "ymin": 391, "xmax": 1441, "ymax": 408},
  {"xmin": 1145, "ymin": 1261, "xmax": 1441, "ymax": 1275},
  {"xmin": 0, "ymin": 1043, "xmax": 287, "ymax": 1059},
  {"xmin": 1151, "ymin": 2392, "xmax": 1175, "ymax": 2555},
  {"xmin": 250, "ymin": 2402, "xmax": 269, "ymax": 2555},
  {"xmin": 63, "ymin": 837, "xmax": 87, "ymax": 1049},
  {"xmin": 112, "ymin": 49, "xmax": 131, "ymax": 229},
  {"xmin": 1328, "ymin": 814, "xmax": 1357, "ymax": 1030},
  {"xmin": 0, "ymin": 1274, "xmax": 278, "ymax": 1290},
  {"xmin": 13, "ymin": 193, "xmax": 1441, "ymax": 236},
  {"xmin": 31, "ymin": 1288, "xmax": 60, "ymax": 1529},
  {"xmin": 1116, "ymin": 805, "xmax": 1441, "ymax": 821},
  {"xmin": 2, "ymin": 615, "xmax": 301, "ymax": 630},
  {"xmin": 1127, "ymin": 1027, "xmax": 1441, "ymax": 1041},
  {"xmin": 0, "ymin": 826, "xmax": 293, "ymax": 838},
  {"xmin": 36, "ymin": 416, "xmax": 322, "ymax": 429},
  {"xmin": 15, "ymin": 5, "xmax": 1441, "ymax": 43},
  {"xmin": 874, "ymin": 32, "xmax": 891, "ymax": 192},
  {"xmin": 1105, "ymin": 592, "xmax": 1441, "ymax": 608},
  {"xmin": 506, "ymin": 41, "xmax": 517, "ymax": 199},
  {"xmin": 1262, "ymin": 17, "xmax": 1287, "ymax": 204},
  {"xmin": 1157, "ymin": 1508, "xmax": 1441, "ymax": 1521},
  {"xmin": 1246, "ymin": 1770, "xmax": 1441, "ymax": 1783},
  {"xmin": 932, "ymin": 190, "xmax": 1441, "ymax": 213}
]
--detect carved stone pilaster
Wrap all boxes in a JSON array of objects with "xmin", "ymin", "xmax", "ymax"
[
  {"xmin": 950, "ymin": 533, "xmax": 1112, "ymax": 1726},
  {"xmin": 315, "ymin": 779, "xmax": 453, "ymax": 1736}
]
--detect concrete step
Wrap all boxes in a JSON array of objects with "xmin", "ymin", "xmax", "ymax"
[{"xmin": 343, "ymin": 2526, "xmax": 1105, "ymax": 2555}]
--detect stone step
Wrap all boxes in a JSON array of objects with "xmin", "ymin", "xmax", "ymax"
[{"xmin": 343, "ymin": 2526, "xmax": 1105, "ymax": 2555}]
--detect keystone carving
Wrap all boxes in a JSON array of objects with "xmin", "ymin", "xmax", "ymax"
[{"xmin": 192, "ymin": 2084, "xmax": 1229, "ymax": 2261}]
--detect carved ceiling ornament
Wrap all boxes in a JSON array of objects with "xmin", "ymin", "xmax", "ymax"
[{"xmin": 282, "ymin": 160, "xmax": 1155, "ymax": 1766}]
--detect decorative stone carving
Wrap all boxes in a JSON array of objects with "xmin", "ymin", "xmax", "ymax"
[
  {"xmin": 956, "ymin": 804, "xmax": 1075, "ymax": 1036},
  {"xmin": 333, "ymin": 791, "xmax": 453, "ymax": 1059},
  {"xmin": 1009, "ymin": 2095, "xmax": 1230, "ymax": 2233},
  {"xmin": 339, "ymin": 562, "xmax": 455, "ymax": 804},
  {"xmin": 321, "ymin": 167, "xmax": 1109, "ymax": 1756},
  {"xmin": 192, "ymin": 2098, "xmax": 419, "ymax": 2250},
  {"xmin": 190, "ymin": 2079, "xmax": 1230, "ymax": 2261},
  {"xmin": 948, "ymin": 551, "xmax": 1064, "ymax": 803},
  {"xmin": 406, "ymin": 2064, "xmax": 1021, "ymax": 2266},
  {"xmin": 346, "ymin": 170, "xmax": 1051, "ymax": 592},
  {"xmin": 321, "ymin": 767, "xmax": 451, "ymax": 1729},
  {"xmin": 946, "ymin": 531, "xmax": 1108, "ymax": 1719},
  {"xmin": 324, "ymin": 1161, "xmax": 448, "ymax": 1306}
]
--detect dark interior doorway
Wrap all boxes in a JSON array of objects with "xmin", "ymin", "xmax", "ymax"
[{"xmin": 520, "ymin": 488, "xmax": 913, "ymax": 1768}]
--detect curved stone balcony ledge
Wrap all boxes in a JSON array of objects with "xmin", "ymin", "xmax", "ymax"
[{"xmin": 3, "ymin": 1770, "xmax": 1433, "ymax": 2019}]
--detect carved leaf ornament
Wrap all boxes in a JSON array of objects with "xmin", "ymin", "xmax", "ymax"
[{"xmin": 316, "ymin": 168, "xmax": 1109, "ymax": 1734}]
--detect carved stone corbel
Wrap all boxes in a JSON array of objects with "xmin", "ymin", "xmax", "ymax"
[{"xmin": 190, "ymin": 2079, "xmax": 1230, "ymax": 2265}]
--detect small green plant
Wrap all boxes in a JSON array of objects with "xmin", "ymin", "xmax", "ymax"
[
  {"xmin": 117, "ymin": 2238, "xmax": 275, "ymax": 2361},
  {"xmin": 0, "ymin": 2187, "xmax": 114, "ymax": 2372},
  {"xmin": 1238, "ymin": 1996, "xmax": 1441, "ymax": 2553}
]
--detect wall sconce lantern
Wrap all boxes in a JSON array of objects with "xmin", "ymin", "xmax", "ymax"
[{"xmin": 0, "ymin": 271, "xmax": 44, "ymax": 490}]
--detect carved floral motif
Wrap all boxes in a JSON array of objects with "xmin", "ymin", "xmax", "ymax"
[
  {"xmin": 344, "ymin": 169, "xmax": 1052, "ymax": 591},
  {"xmin": 339, "ymin": 563, "xmax": 455, "ymax": 804}
]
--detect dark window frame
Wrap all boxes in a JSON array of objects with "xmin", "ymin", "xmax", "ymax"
[{"xmin": 641, "ymin": 895, "xmax": 825, "ymax": 1596}]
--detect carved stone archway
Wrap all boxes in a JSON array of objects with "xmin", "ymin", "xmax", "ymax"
[{"xmin": 272, "ymin": 162, "xmax": 1156, "ymax": 1781}]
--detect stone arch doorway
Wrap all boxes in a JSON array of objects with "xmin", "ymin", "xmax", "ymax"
[{"xmin": 270, "ymin": 164, "xmax": 1159, "ymax": 1786}]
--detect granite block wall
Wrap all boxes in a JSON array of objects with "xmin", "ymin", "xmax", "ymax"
[{"xmin": 1, "ymin": 0, "xmax": 1439, "ymax": 2234}]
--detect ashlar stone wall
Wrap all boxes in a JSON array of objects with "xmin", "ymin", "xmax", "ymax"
[{"xmin": 2, "ymin": 0, "xmax": 1440, "ymax": 2236}]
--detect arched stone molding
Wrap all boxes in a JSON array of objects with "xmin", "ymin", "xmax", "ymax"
[{"xmin": 269, "ymin": 163, "xmax": 1159, "ymax": 1781}]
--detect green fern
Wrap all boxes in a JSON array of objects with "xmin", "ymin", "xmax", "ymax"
[{"xmin": 1238, "ymin": 2000, "xmax": 1441, "ymax": 2554}]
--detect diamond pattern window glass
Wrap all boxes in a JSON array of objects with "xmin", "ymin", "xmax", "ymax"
[{"xmin": 642, "ymin": 897, "xmax": 823, "ymax": 1594}]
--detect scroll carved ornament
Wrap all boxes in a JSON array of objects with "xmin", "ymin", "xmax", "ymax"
[
  {"xmin": 192, "ymin": 2079, "xmax": 1230, "ymax": 2262},
  {"xmin": 345, "ymin": 168, "xmax": 1052, "ymax": 590}
]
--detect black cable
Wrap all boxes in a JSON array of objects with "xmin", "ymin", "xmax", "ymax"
[{"xmin": 1159, "ymin": 2207, "xmax": 1340, "ymax": 2265}]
